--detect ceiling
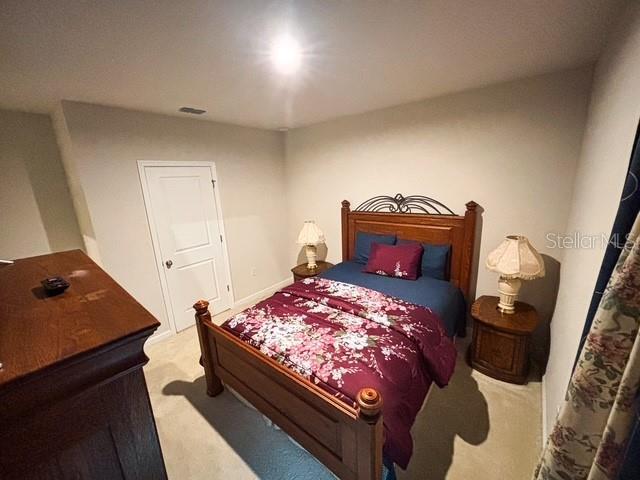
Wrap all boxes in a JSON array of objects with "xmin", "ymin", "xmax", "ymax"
[{"xmin": 0, "ymin": 0, "xmax": 625, "ymax": 129}]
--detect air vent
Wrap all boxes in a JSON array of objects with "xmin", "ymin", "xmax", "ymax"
[{"xmin": 179, "ymin": 106, "xmax": 206, "ymax": 115}]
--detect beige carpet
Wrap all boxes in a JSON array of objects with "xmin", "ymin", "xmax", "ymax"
[{"xmin": 144, "ymin": 309, "xmax": 542, "ymax": 480}]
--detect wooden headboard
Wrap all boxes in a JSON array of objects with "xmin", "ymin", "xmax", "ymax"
[{"xmin": 341, "ymin": 194, "xmax": 478, "ymax": 301}]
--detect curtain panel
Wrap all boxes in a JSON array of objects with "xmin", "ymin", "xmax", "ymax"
[
  {"xmin": 570, "ymin": 120, "xmax": 640, "ymax": 479},
  {"xmin": 534, "ymin": 214, "xmax": 640, "ymax": 479}
]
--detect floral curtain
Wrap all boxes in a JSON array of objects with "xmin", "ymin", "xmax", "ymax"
[{"xmin": 534, "ymin": 213, "xmax": 640, "ymax": 480}]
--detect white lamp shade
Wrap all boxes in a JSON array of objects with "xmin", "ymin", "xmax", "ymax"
[
  {"xmin": 486, "ymin": 235, "xmax": 545, "ymax": 280},
  {"xmin": 297, "ymin": 221, "xmax": 325, "ymax": 245}
]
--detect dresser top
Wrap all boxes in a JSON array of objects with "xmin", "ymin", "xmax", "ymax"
[{"xmin": 0, "ymin": 250, "xmax": 160, "ymax": 388}]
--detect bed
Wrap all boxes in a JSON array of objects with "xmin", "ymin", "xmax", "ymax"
[{"xmin": 194, "ymin": 194, "xmax": 478, "ymax": 480}]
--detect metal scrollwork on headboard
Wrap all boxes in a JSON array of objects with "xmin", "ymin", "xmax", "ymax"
[{"xmin": 353, "ymin": 194, "xmax": 456, "ymax": 215}]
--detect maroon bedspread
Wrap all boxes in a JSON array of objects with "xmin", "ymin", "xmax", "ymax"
[{"xmin": 222, "ymin": 277, "xmax": 456, "ymax": 469}]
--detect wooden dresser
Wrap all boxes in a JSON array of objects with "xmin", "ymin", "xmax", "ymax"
[{"xmin": 0, "ymin": 250, "xmax": 167, "ymax": 479}]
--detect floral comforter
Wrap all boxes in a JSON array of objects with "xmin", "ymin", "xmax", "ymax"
[{"xmin": 222, "ymin": 277, "xmax": 457, "ymax": 469}]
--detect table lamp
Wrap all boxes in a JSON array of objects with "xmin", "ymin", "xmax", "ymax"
[
  {"xmin": 486, "ymin": 235, "xmax": 545, "ymax": 313},
  {"xmin": 297, "ymin": 221, "xmax": 325, "ymax": 270}
]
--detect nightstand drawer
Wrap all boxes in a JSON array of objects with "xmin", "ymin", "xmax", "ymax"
[
  {"xmin": 476, "ymin": 327, "xmax": 516, "ymax": 373},
  {"xmin": 470, "ymin": 320, "xmax": 531, "ymax": 384},
  {"xmin": 475, "ymin": 326, "xmax": 518, "ymax": 371}
]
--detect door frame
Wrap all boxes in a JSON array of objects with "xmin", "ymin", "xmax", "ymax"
[{"xmin": 137, "ymin": 160, "xmax": 235, "ymax": 337}]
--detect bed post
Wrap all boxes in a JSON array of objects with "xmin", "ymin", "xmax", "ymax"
[
  {"xmin": 356, "ymin": 388, "xmax": 383, "ymax": 480},
  {"xmin": 194, "ymin": 300, "xmax": 224, "ymax": 397},
  {"xmin": 461, "ymin": 201, "xmax": 478, "ymax": 302},
  {"xmin": 341, "ymin": 200, "xmax": 351, "ymax": 261}
]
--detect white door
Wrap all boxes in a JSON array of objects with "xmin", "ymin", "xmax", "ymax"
[{"xmin": 141, "ymin": 163, "xmax": 232, "ymax": 332}]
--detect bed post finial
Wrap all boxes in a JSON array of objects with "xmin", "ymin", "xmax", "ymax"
[
  {"xmin": 194, "ymin": 300, "xmax": 212, "ymax": 325},
  {"xmin": 342, "ymin": 200, "xmax": 351, "ymax": 209},
  {"xmin": 465, "ymin": 200, "xmax": 478, "ymax": 212},
  {"xmin": 357, "ymin": 388, "xmax": 383, "ymax": 420},
  {"xmin": 194, "ymin": 299, "xmax": 210, "ymax": 317}
]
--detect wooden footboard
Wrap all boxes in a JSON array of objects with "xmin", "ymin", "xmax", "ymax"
[{"xmin": 194, "ymin": 300, "xmax": 383, "ymax": 480}]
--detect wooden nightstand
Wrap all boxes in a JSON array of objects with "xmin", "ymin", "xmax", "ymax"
[
  {"xmin": 291, "ymin": 261, "xmax": 334, "ymax": 282},
  {"xmin": 469, "ymin": 295, "xmax": 539, "ymax": 384}
]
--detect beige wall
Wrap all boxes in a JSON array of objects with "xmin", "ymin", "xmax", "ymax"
[
  {"xmin": 543, "ymin": 2, "xmax": 640, "ymax": 435},
  {"xmin": 0, "ymin": 109, "xmax": 83, "ymax": 259},
  {"xmin": 54, "ymin": 101, "xmax": 289, "ymax": 337},
  {"xmin": 285, "ymin": 68, "xmax": 592, "ymax": 353}
]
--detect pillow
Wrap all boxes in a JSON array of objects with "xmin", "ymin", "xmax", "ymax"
[
  {"xmin": 354, "ymin": 232, "xmax": 396, "ymax": 264},
  {"xmin": 397, "ymin": 239, "xmax": 451, "ymax": 280},
  {"xmin": 363, "ymin": 242, "xmax": 423, "ymax": 280}
]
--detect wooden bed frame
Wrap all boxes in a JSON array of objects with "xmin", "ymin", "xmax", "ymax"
[{"xmin": 195, "ymin": 195, "xmax": 478, "ymax": 480}]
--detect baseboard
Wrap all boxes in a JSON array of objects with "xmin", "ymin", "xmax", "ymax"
[
  {"xmin": 145, "ymin": 278, "xmax": 291, "ymax": 346},
  {"xmin": 233, "ymin": 278, "xmax": 291, "ymax": 310},
  {"xmin": 146, "ymin": 328, "xmax": 174, "ymax": 346}
]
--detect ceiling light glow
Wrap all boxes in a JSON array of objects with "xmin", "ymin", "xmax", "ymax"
[{"xmin": 270, "ymin": 34, "xmax": 302, "ymax": 75}]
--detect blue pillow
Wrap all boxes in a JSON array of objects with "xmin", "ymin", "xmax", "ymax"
[
  {"xmin": 354, "ymin": 232, "xmax": 396, "ymax": 264},
  {"xmin": 397, "ymin": 239, "xmax": 450, "ymax": 280},
  {"xmin": 422, "ymin": 244, "xmax": 450, "ymax": 280}
]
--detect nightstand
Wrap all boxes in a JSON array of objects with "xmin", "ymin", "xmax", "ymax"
[
  {"xmin": 291, "ymin": 261, "xmax": 334, "ymax": 282},
  {"xmin": 469, "ymin": 295, "xmax": 539, "ymax": 384}
]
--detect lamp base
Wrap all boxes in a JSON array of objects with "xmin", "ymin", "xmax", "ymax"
[
  {"xmin": 497, "ymin": 276, "xmax": 522, "ymax": 314},
  {"xmin": 305, "ymin": 245, "xmax": 318, "ymax": 270}
]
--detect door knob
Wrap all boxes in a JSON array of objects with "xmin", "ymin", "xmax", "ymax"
[{"xmin": 165, "ymin": 260, "xmax": 173, "ymax": 269}]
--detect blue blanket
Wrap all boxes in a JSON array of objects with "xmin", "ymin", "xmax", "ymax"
[{"xmin": 319, "ymin": 261, "xmax": 466, "ymax": 337}]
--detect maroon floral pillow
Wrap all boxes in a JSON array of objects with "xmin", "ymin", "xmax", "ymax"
[{"xmin": 363, "ymin": 242, "xmax": 423, "ymax": 280}]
